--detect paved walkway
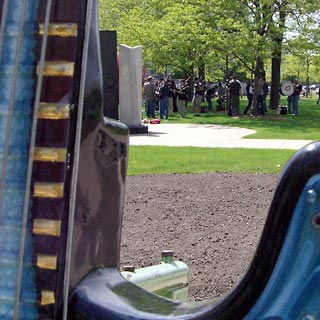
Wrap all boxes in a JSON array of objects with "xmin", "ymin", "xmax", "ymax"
[{"xmin": 129, "ymin": 123, "xmax": 314, "ymax": 150}]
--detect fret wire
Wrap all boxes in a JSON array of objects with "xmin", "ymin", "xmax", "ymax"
[{"xmin": 13, "ymin": 0, "xmax": 54, "ymax": 318}]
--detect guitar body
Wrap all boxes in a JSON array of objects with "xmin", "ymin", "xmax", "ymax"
[{"xmin": 0, "ymin": 0, "xmax": 128, "ymax": 318}]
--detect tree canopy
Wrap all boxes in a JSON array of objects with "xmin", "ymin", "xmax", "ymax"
[{"xmin": 99, "ymin": 0, "xmax": 320, "ymax": 85}]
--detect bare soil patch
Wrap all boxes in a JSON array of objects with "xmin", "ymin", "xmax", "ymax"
[{"xmin": 120, "ymin": 172, "xmax": 278, "ymax": 301}]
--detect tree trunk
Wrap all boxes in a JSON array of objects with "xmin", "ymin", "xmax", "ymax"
[
  {"xmin": 225, "ymin": 55, "xmax": 229, "ymax": 82},
  {"xmin": 252, "ymin": 56, "xmax": 265, "ymax": 116},
  {"xmin": 270, "ymin": 56, "xmax": 281, "ymax": 109},
  {"xmin": 306, "ymin": 56, "xmax": 310, "ymax": 97},
  {"xmin": 270, "ymin": 7, "xmax": 286, "ymax": 109},
  {"xmin": 198, "ymin": 65, "xmax": 205, "ymax": 81}
]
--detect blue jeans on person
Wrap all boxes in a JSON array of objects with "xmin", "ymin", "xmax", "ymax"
[
  {"xmin": 159, "ymin": 96, "xmax": 169, "ymax": 119},
  {"xmin": 206, "ymin": 95, "xmax": 213, "ymax": 111},
  {"xmin": 292, "ymin": 95, "xmax": 300, "ymax": 115},
  {"xmin": 146, "ymin": 100, "xmax": 155, "ymax": 118}
]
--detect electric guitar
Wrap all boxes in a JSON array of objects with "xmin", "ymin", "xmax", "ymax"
[{"xmin": 1, "ymin": 0, "xmax": 320, "ymax": 319}]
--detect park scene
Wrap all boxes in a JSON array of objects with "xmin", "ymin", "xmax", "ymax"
[
  {"xmin": 98, "ymin": 0, "xmax": 320, "ymax": 318},
  {"xmin": 1, "ymin": 0, "xmax": 320, "ymax": 319}
]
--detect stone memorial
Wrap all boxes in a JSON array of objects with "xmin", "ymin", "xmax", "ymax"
[
  {"xmin": 100, "ymin": 30, "xmax": 119, "ymax": 119},
  {"xmin": 119, "ymin": 44, "xmax": 147, "ymax": 133}
]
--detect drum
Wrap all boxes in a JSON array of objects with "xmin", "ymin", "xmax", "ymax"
[{"xmin": 280, "ymin": 81, "xmax": 294, "ymax": 96}]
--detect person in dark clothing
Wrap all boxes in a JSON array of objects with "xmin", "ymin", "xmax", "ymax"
[
  {"xmin": 243, "ymin": 79, "xmax": 253, "ymax": 115},
  {"xmin": 291, "ymin": 79, "xmax": 302, "ymax": 115},
  {"xmin": 217, "ymin": 82, "xmax": 226, "ymax": 111},
  {"xmin": 192, "ymin": 78, "xmax": 205, "ymax": 116},
  {"xmin": 167, "ymin": 79, "xmax": 176, "ymax": 116},
  {"xmin": 205, "ymin": 85, "xmax": 218, "ymax": 112},
  {"xmin": 176, "ymin": 79, "xmax": 188, "ymax": 118},
  {"xmin": 227, "ymin": 75, "xmax": 242, "ymax": 117},
  {"xmin": 158, "ymin": 79, "xmax": 170, "ymax": 119}
]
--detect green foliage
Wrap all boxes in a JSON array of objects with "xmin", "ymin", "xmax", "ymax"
[{"xmin": 99, "ymin": 0, "xmax": 320, "ymax": 82}]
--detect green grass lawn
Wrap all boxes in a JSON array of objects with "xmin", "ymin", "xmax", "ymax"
[
  {"xmin": 162, "ymin": 96, "xmax": 319, "ymax": 140},
  {"xmin": 130, "ymin": 96, "xmax": 318, "ymax": 175},
  {"xmin": 127, "ymin": 146, "xmax": 295, "ymax": 175}
]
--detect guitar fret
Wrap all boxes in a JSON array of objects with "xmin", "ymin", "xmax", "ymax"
[
  {"xmin": 33, "ymin": 219, "xmax": 61, "ymax": 236},
  {"xmin": 39, "ymin": 23, "xmax": 78, "ymax": 37},
  {"xmin": 33, "ymin": 147, "xmax": 67, "ymax": 162},
  {"xmin": 38, "ymin": 102, "xmax": 70, "ymax": 119},
  {"xmin": 38, "ymin": 61, "xmax": 75, "ymax": 77},
  {"xmin": 41, "ymin": 290, "xmax": 55, "ymax": 305},
  {"xmin": 37, "ymin": 254, "xmax": 58, "ymax": 270},
  {"xmin": 34, "ymin": 182, "xmax": 64, "ymax": 198}
]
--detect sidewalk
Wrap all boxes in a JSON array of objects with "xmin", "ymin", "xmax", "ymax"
[{"xmin": 129, "ymin": 123, "xmax": 314, "ymax": 150}]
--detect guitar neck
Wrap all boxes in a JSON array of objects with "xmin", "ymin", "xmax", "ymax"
[{"xmin": 0, "ymin": 0, "xmax": 91, "ymax": 318}]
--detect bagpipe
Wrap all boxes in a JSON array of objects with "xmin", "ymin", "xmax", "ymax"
[{"xmin": 155, "ymin": 75, "xmax": 171, "ymax": 97}]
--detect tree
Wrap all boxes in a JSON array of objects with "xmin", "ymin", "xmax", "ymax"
[
  {"xmin": 212, "ymin": 0, "xmax": 320, "ymax": 110},
  {"xmin": 100, "ymin": 0, "xmax": 220, "ymax": 78},
  {"xmin": 99, "ymin": 0, "xmax": 320, "ymax": 94},
  {"xmin": 267, "ymin": 0, "xmax": 320, "ymax": 108}
]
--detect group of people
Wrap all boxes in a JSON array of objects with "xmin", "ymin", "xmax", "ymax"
[
  {"xmin": 143, "ymin": 76, "xmax": 189, "ymax": 120},
  {"xmin": 243, "ymin": 77, "xmax": 269, "ymax": 117},
  {"xmin": 204, "ymin": 75, "xmax": 244, "ymax": 118},
  {"xmin": 144, "ymin": 74, "xmax": 305, "ymax": 120},
  {"xmin": 143, "ymin": 76, "xmax": 229, "ymax": 119}
]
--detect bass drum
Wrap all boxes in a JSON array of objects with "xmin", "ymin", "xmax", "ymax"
[{"xmin": 280, "ymin": 81, "xmax": 294, "ymax": 96}]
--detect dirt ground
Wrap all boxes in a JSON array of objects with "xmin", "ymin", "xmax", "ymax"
[{"xmin": 120, "ymin": 172, "xmax": 279, "ymax": 301}]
